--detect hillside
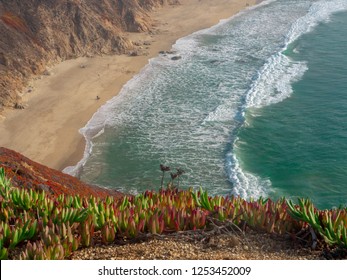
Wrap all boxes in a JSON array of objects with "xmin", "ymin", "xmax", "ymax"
[
  {"xmin": 1, "ymin": 148, "xmax": 347, "ymax": 260},
  {"xmin": 0, "ymin": 0, "xmax": 179, "ymax": 110},
  {"xmin": 0, "ymin": 147, "xmax": 123, "ymax": 198}
]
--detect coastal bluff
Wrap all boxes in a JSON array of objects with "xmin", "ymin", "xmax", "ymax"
[
  {"xmin": 0, "ymin": 146, "xmax": 324, "ymax": 260},
  {"xmin": 0, "ymin": 147, "xmax": 123, "ymax": 198},
  {"xmin": 0, "ymin": 0, "xmax": 179, "ymax": 111}
]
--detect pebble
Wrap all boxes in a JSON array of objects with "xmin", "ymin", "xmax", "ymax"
[{"xmin": 70, "ymin": 232, "xmax": 320, "ymax": 260}]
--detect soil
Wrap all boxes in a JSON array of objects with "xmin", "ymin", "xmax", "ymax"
[{"xmin": 71, "ymin": 230, "xmax": 326, "ymax": 260}]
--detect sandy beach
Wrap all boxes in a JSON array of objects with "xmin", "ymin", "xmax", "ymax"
[{"xmin": 0, "ymin": 0, "xmax": 259, "ymax": 171}]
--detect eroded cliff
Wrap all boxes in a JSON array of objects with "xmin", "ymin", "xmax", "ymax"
[{"xmin": 0, "ymin": 0, "xmax": 179, "ymax": 110}]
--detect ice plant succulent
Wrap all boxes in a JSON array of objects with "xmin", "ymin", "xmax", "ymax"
[
  {"xmin": 79, "ymin": 215, "xmax": 94, "ymax": 247},
  {"xmin": 287, "ymin": 198, "xmax": 347, "ymax": 246},
  {"xmin": 1, "ymin": 167, "xmax": 347, "ymax": 259},
  {"xmin": 101, "ymin": 222, "xmax": 116, "ymax": 244},
  {"xmin": 0, "ymin": 239, "xmax": 8, "ymax": 260}
]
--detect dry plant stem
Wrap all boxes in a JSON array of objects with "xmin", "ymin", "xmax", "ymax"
[
  {"xmin": 310, "ymin": 226, "xmax": 318, "ymax": 250},
  {"xmin": 157, "ymin": 217, "xmax": 244, "ymax": 245},
  {"xmin": 107, "ymin": 217, "xmax": 245, "ymax": 246}
]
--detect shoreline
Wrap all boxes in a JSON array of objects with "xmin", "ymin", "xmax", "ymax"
[{"xmin": 0, "ymin": 0, "xmax": 259, "ymax": 171}]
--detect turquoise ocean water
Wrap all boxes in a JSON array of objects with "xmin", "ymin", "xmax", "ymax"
[{"xmin": 65, "ymin": 0, "xmax": 347, "ymax": 209}]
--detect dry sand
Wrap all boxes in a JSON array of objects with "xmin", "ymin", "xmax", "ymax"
[{"xmin": 0, "ymin": 0, "xmax": 259, "ymax": 171}]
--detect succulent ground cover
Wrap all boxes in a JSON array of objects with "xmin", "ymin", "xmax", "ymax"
[{"xmin": 0, "ymin": 167, "xmax": 347, "ymax": 260}]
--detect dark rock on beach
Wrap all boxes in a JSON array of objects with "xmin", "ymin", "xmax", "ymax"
[{"xmin": 171, "ymin": 55, "xmax": 181, "ymax": 61}]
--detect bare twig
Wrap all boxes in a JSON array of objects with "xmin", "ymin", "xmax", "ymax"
[{"xmin": 310, "ymin": 226, "xmax": 317, "ymax": 250}]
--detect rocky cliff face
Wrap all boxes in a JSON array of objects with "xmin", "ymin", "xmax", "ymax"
[
  {"xmin": 0, "ymin": 147, "xmax": 124, "ymax": 198},
  {"xmin": 0, "ymin": 0, "xmax": 179, "ymax": 110}
]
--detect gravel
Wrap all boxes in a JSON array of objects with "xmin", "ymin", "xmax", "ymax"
[{"xmin": 71, "ymin": 230, "xmax": 323, "ymax": 260}]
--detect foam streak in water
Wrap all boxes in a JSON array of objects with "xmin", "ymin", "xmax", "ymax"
[
  {"xmin": 230, "ymin": 0, "xmax": 347, "ymax": 199},
  {"xmin": 246, "ymin": 0, "xmax": 347, "ymax": 110}
]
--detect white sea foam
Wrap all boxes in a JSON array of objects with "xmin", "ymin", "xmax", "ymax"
[
  {"xmin": 226, "ymin": 151, "xmax": 270, "ymax": 198},
  {"xmin": 64, "ymin": 0, "xmax": 347, "ymax": 201},
  {"xmin": 245, "ymin": 55, "xmax": 308, "ymax": 109},
  {"xmin": 245, "ymin": 0, "xmax": 347, "ymax": 110},
  {"xmin": 229, "ymin": 0, "xmax": 347, "ymax": 199},
  {"xmin": 63, "ymin": 62, "xmax": 156, "ymax": 176},
  {"xmin": 64, "ymin": 0, "xmax": 301, "ymax": 189}
]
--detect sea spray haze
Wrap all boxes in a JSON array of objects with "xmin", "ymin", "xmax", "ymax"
[{"xmin": 65, "ymin": 0, "xmax": 347, "ymax": 209}]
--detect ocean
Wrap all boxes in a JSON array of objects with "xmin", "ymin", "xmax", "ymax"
[{"xmin": 65, "ymin": 0, "xmax": 347, "ymax": 209}]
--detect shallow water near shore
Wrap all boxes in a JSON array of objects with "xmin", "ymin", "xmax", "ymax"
[{"xmin": 68, "ymin": 0, "xmax": 347, "ymax": 209}]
